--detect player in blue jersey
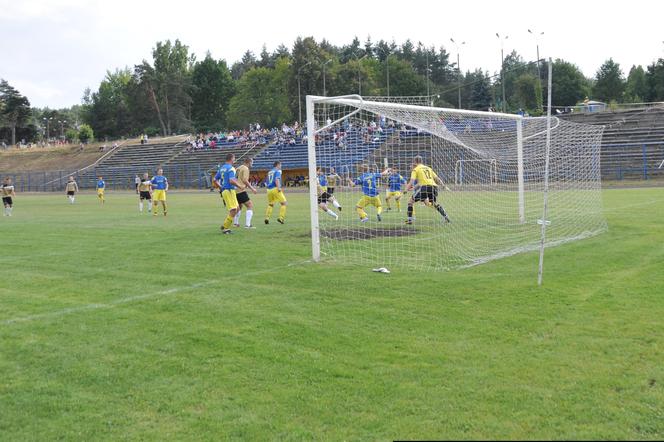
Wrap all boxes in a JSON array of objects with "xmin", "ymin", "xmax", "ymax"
[
  {"xmin": 316, "ymin": 168, "xmax": 339, "ymax": 220},
  {"xmin": 385, "ymin": 168, "xmax": 407, "ymax": 212},
  {"xmin": 151, "ymin": 168, "xmax": 168, "ymax": 216},
  {"xmin": 348, "ymin": 165, "xmax": 390, "ymax": 222},
  {"xmin": 96, "ymin": 176, "xmax": 105, "ymax": 205},
  {"xmin": 214, "ymin": 153, "xmax": 243, "ymax": 234},
  {"xmin": 264, "ymin": 161, "xmax": 287, "ymax": 224}
]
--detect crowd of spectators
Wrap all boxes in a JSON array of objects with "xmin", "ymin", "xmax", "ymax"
[{"xmin": 186, "ymin": 121, "xmax": 310, "ymax": 153}]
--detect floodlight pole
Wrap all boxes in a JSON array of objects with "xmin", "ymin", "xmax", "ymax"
[
  {"xmin": 450, "ymin": 38, "xmax": 466, "ymax": 109},
  {"xmin": 298, "ymin": 61, "xmax": 312, "ymax": 124},
  {"xmin": 538, "ymin": 59, "xmax": 554, "ymax": 286},
  {"xmin": 496, "ymin": 33, "xmax": 509, "ymax": 112}
]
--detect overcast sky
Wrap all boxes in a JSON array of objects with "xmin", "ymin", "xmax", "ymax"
[{"xmin": 1, "ymin": 0, "xmax": 662, "ymax": 108}]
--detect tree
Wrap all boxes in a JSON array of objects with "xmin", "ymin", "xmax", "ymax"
[
  {"xmin": 513, "ymin": 73, "xmax": 541, "ymax": 113},
  {"xmin": 227, "ymin": 58, "xmax": 292, "ymax": 128},
  {"xmin": 78, "ymin": 124, "xmax": 94, "ymax": 143},
  {"xmin": 135, "ymin": 39, "xmax": 194, "ymax": 136},
  {"xmin": 191, "ymin": 53, "xmax": 235, "ymax": 131},
  {"xmin": 543, "ymin": 59, "xmax": 590, "ymax": 106},
  {"xmin": 382, "ymin": 57, "xmax": 426, "ymax": 96},
  {"xmin": 593, "ymin": 58, "xmax": 625, "ymax": 103},
  {"xmin": 0, "ymin": 79, "xmax": 32, "ymax": 145},
  {"xmin": 467, "ymin": 70, "xmax": 492, "ymax": 111},
  {"xmin": 624, "ymin": 65, "xmax": 648, "ymax": 103},
  {"xmin": 645, "ymin": 59, "xmax": 664, "ymax": 101}
]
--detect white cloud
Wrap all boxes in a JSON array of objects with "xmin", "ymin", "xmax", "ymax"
[{"xmin": 1, "ymin": 0, "xmax": 662, "ymax": 108}]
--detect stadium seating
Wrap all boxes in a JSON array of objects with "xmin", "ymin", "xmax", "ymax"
[
  {"xmin": 561, "ymin": 107, "xmax": 664, "ymax": 181},
  {"xmin": 252, "ymin": 128, "xmax": 394, "ymax": 172}
]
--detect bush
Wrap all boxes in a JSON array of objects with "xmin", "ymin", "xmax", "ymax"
[
  {"xmin": 78, "ymin": 124, "xmax": 94, "ymax": 143},
  {"xmin": 65, "ymin": 128, "xmax": 79, "ymax": 143},
  {"xmin": 144, "ymin": 127, "xmax": 160, "ymax": 137}
]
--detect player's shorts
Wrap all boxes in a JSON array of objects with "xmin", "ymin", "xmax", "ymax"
[
  {"xmin": 2, "ymin": 197, "xmax": 12, "ymax": 206},
  {"xmin": 267, "ymin": 188, "xmax": 287, "ymax": 204},
  {"xmin": 67, "ymin": 191, "xmax": 75, "ymax": 196},
  {"xmin": 327, "ymin": 187, "xmax": 335, "ymax": 195},
  {"xmin": 413, "ymin": 185, "xmax": 438, "ymax": 203},
  {"xmin": 222, "ymin": 189, "xmax": 239, "ymax": 210},
  {"xmin": 139, "ymin": 191, "xmax": 152, "ymax": 200},
  {"xmin": 97, "ymin": 189, "xmax": 105, "ymax": 196},
  {"xmin": 318, "ymin": 192, "xmax": 330, "ymax": 204},
  {"xmin": 357, "ymin": 195, "xmax": 382, "ymax": 208},
  {"xmin": 386, "ymin": 190, "xmax": 402, "ymax": 199},
  {"xmin": 153, "ymin": 189, "xmax": 166, "ymax": 201},
  {"xmin": 236, "ymin": 191, "xmax": 250, "ymax": 205}
]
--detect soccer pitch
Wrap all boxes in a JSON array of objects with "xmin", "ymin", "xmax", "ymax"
[{"xmin": 1, "ymin": 189, "xmax": 663, "ymax": 440}]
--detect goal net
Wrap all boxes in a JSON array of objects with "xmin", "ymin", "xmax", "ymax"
[{"xmin": 306, "ymin": 95, "xmax": 607, "ymax": 271}]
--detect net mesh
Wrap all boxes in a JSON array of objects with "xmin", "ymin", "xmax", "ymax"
[{"xmin": 308, "ymin": 96, "xmax": 607, "ymax": 271}]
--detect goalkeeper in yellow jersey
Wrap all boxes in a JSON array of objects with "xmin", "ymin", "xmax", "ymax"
[{"xmin": 404, "ymin": 155, "xmax": 450, "ymax": 224}]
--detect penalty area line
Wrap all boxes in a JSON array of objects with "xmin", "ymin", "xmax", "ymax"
[{"xmin": 1, "ymin": 259, "xmax": 313, "ymax": 327}]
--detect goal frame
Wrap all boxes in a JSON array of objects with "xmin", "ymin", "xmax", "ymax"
[{"xmin": 305, "ymin": 95, "xmax": 526, "ymax": 263}]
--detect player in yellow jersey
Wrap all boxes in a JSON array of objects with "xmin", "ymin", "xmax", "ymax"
[{"xmin": 404, "ymin": 155, "xmax": 451, "ymax": 224}]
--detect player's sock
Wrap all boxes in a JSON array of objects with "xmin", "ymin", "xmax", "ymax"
[
  {"xmin": 8, "ymin": 207, "xmax": 12, "ymax": 216},
  {"xmin": 356, "ymin": 207, "xmax": 367, "ymax": 219},
  {"xmin": 434, "ymin": 203, "xmax": 450, "ymax": 221},
  {"xmin": 233, "ymin": 212, "xmax": 241, "ymax": 226},
  {"xmin": 332, "ymin": 200, "xmax": 341, "ymax": 210},
  {"xmin": 326, "ymin": 208, "xmax": 338, "ymax": 219},
  {"xmin": 148, "ymin": 201, "xmax": 153, "ymax": 212},
  {"xmin": 265, "ymin": 205, "xmax": 273, "ymax": 220},
  {"xmin": 71, "ymin": 197, "xmax": 75, "ymax": 204},
  {"xmin": 377, "ymin": 206, "xmax": 383, "ymax": 215},
  {"xmin": 3, "ymin": 207, "xmax": 7, "ymax": 216},
  {"xmin": 278, "ymin": 205, "xmax": 287, "ymax": 220},
  {"xmin": 139, "ymin": 201, "xmax": 143, "ymax": 212},
  {"xmin": 223, "ymin": 215, "xmax": 234, "ymax": 230},
  {"xmin": 245, "ymin": 209, "xmax": 254, "ymax": 227},
  {"xmin": 163, "ymin": 202, "xmax": 167, "ymax": 215},
  {"xmin": 407, "ymin": 205, "xmax": 414, "ymax": 218},
  {"xmin": 396, "ymin": 199, "xmax": 401, "ymax": 211}
]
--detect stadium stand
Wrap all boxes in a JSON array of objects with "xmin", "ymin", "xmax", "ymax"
[{"xmin": 561, "ymin": 106, "xmax": 664, "ymax": 181}]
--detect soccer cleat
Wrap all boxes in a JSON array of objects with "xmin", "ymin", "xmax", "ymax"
[
  {"xmin": 360, "ymin": 217, "xmax": 369, "ymax": 223},
  {"xmin": 222, "ymin": 229, "xmax": 233, "ymax": 235},
  {"xmin": 277, "ymin": 218, "xmax": 284, "ymax": 224},
  {"xmin": 264, "ymin": 219, "xmax": 269, "ymax": 225},
  {"xmin": 377, "ymin": 214, "xmax": 382, "ymax": 222},
  {"xmin": 444, "ymin": 215, "xmax": 451, "ymax": 223},
  {"xmin": 244, "ymin": 225, "xmax": 256, "ymax": 229},
  {"xmin": 338, "ymin": 206, "xmax": 342, "ymax": 211},
  {"xmin": 233, "ymin": 223, "xmax": 240, "ymax": 228},
  {"xmin": 404, "ymin": 219, "xmax": 413, "ymax": 225}
]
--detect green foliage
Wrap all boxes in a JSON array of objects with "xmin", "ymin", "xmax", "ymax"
[
  {"xmin": 65, "ymin": 128, "xmax": 79, "ymax": 142},
  {"xmin": 191, "ymin": 53, "xmax": 235, "ymax": 131},
  {"xmin": 593, "ymin": 58, "xmax": 625, "ymax": 103},
  {"xmin": 624, "ymin": 65, "xmax": 648, "ymax": 103},
  {"xmin": 645, "ymin": 59, "xmax": 664, "ymax": 101},
  {"xmin": 227, "ymin": 58, "xmax": 292, "ymax": 128},
  {"xmin": 467, "ymin": 69, "xmax": 492, "ymax": 111},
  {"xmin": 0, "ymin": 79, "xmax": 32, "ymax": 144},
  {"xmin": 546, "ymin": 59, "xmax": 590, "ymax": 106},
  {"xmin": 513, "ymin": 73, "xmax": 541, "ymax": 113},
  {"xmin": 78, "ymin": 123, "xmax": 94, "ymax": 143}
]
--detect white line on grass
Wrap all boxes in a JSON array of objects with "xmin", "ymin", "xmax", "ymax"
[{"xmin": 2, "ymin": 259, "xmax": 312, "ymax": 326}]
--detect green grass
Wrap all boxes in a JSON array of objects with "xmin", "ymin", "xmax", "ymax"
[{"xmin": 1, "ymin": 188, "xmax": 663, "ymax": 440}]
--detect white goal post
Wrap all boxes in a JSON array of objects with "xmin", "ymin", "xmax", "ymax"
[{"xmin": 306, "ymin": 93, "xmax": 606, "ymax": 273}]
